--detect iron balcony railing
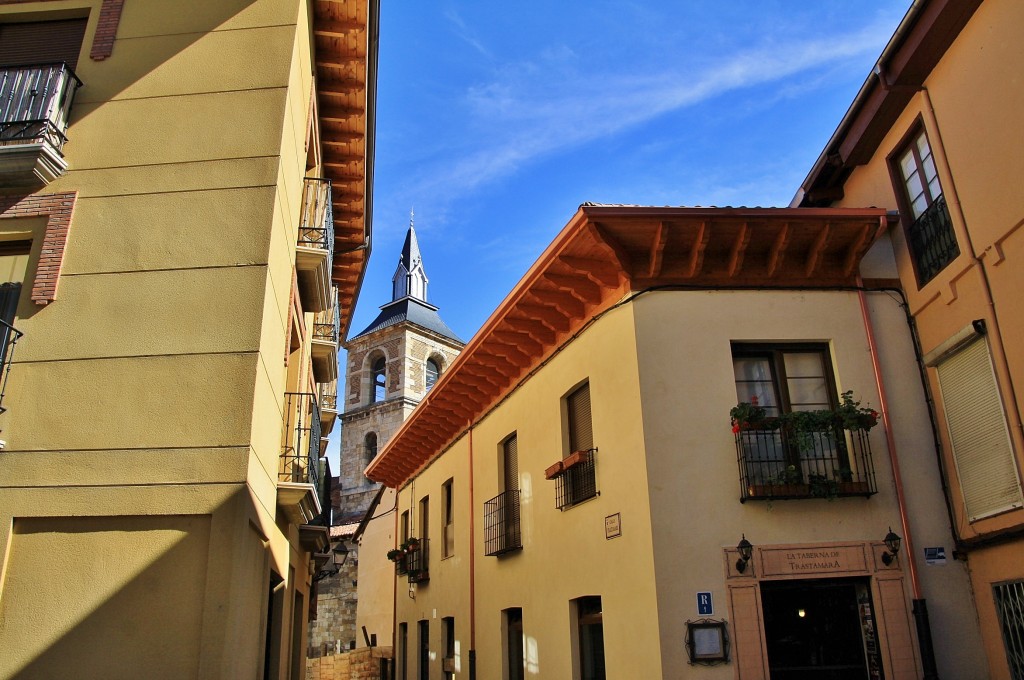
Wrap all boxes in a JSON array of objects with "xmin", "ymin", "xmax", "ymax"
[
  {"xmin": 0, "ymin": 63, "xmax": 81, "ymax": 153},
  {"xmin": 406, "ymin": 538, "xmax": 429, "ymax": 583},
  {"xmin": 736, "ymin": 423, "xmax": 877, "ymax": 502},
  {"xmin": 313, "ymin": 286, "xmax": 340, "ymax": 344},
  {"xmin": 318, "ymin": 381, "xmax": 338, "ymax": 412},
  {"xmin": 280, "ymin": 392, "xmax": 322, "ymax": 490},
  {"xmin": 0, "ymin": 317, "xmax": 24, "ymax": 416},
  {"xmin": 554, "ymin": 449, "xmax": 598, "ymax": 510},
  {"xmin": 907, "ymin": 194, "xmax": 959, "ymax": 285},
  {"xmin": 484, "ymin": 489, "xmax": 522, "ymax": 556},
  {"xmin": 298, "ymin": 177, "xmax": 335, "ymax": 258}
]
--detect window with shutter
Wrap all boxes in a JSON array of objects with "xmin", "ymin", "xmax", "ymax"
[
  {"xmin": 567, "ymin": 382, "xmax": 593, "ymax": 454},
  {"xmin": 936, "ymin": 338, "xmax": 1023, "ymax": 521},
  {"xmin": 0, "ymin": 19, "xmax": 88, "ymax": 70},
  {"xmin": 503, "ymin": 434, "xmax": 518, "ymax": 492}
]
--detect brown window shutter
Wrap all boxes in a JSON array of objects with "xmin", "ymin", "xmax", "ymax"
[
  {"xmin": 567, "ymin": 382, "xmax": 593, "ymax": 453},
  {"xmin": 0, "ymin": 19, "xmax": 88, "ymax": 70},
  {"xmin": 503, "ymin": 434, "xmax": 518, "ymax": 491}
]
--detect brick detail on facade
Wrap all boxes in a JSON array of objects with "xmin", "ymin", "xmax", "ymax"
[
  {"xmin": 89, "ymin": 0, "xmax": 124, "ymax": 61},
  {"xmin": 0, "ymin": 191, "xmax": 77, "ymax": 305},
  {"xmin": 0, "ymin": 0, "xmax": 125, "ymax": 61}
]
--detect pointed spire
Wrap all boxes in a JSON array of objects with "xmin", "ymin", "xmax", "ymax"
[{"xmin": 392, "ymin": 210, "xmax": 429, "ymax": 302}]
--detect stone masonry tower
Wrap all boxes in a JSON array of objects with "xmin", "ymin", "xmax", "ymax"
[{"xmin": 337, "ymin": 219, "xmax": 463, "ymax": 523}]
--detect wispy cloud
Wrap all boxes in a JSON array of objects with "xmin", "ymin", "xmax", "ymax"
[
  {"xmin": 443, "ymin": 7, "xmax": 493, "ymax": 60},
  {"xmin": 410, "ymin": 16, "xmax": 893, "ymax": 203}
]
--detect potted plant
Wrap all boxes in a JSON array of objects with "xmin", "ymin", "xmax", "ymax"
[
  {"xmin": 386, "ymin": 548, "xmax": 405, "ymax": 562},
  {"xmin": 402, "ymin": 537, "xmax": 420, "ymax": 552}
]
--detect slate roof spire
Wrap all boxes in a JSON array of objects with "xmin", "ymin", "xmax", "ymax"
[{"xmin": 392, "ymin": 209, "xmax": 428, "ymax": 302}]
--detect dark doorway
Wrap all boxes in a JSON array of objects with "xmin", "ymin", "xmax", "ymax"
[{"xmin": 760, "ymin": 578, "xmax": 882, "ymax": 680}]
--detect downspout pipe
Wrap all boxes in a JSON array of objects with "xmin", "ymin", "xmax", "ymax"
[
  {"xmin": 857, "ymin": 273, "xmax": 939, "ymax": 680},
  {"xmin": 468, "ymin": 427, "xmax": 477, "ymax": 680}
]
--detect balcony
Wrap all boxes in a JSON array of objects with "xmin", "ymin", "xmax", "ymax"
[
  {"xmin": 295, "ymin": 177, "xmax": 335, "ymax": 313},
  {"xmin": 0, "ymin": 323, "xmax": 22, "ymax": 414},
  {"xmin": 0, "ymin": 63, "xmax": 81, "ymax": 187},
  {"xmin": 483, "ymin": 489, "xmax": 521, "ymax": 556},
  {"xmin": 736, "ymin": 424, "xmax": 877, "ymax": 502},
  {"xmin": 547, "ymin": 448, "xmax": 599, "ymax": 510},
  {"xmin": 310, "ymin": 285, "xmax": 339, "ymax": 384},
  {"xmin": 406, "ymin": 538, "xmax": 429, "ymax": 584},
  {"xmin": 318, "ymin": 379, "xmax": 339, "ymax": 436},
  {"xmin": 277, "ymin": 392, "xmax": 324, "ymax": 525},
  {"xmin": 907, "ymin": 194, "xmax": 959, "ymax": 286}
]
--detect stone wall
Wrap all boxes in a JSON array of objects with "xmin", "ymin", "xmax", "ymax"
[
  {"xmin": 307, "ymin": 546, "xmax": 359, "ymax": 654},
  {"xmin": 306, "ymin": 646, "xmax": 393, "ymax": 680}
]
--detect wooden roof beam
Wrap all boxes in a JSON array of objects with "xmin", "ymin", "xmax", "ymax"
[
  {"xmin": 544, "ymin": 273, "xmax": 601, "ymax": 305},
  {"xmin": 767, "ymin": 223, "xmax": 790, "ymax": 278},
  {"xmin": 843, "ymin": 223, "xmax": 872, "ymax": 276},
  {"xmin": 586, "ymin": 222, "xmax": 633, "ymax": 277},
  {"xmin": 727, "ymin": 222, "xmax": 750, "ymax": 278},
  {"xmin": 485, "ymin": 340, "xmax": 531, "ymax": 367},
  {"xmin": 518, "ymin": 304, "xmax": 571, "ymax": 333},
  {"xmin": 557, "ymin": 255, "xmax": 622, "ymax": 289},
  {"xmin": 492, "ymin": 330, "xmax": 543, "ymax": 357},
  {"xmin": 805, "ymin": 223, "xmax": 831, "ymax": 277},
  {"xmin": 504, "ymin": 316, "xmax": 556, "ymax": 345},
  {"xmin": 688, "ymin": 221, "xmax": 709, "ymax": 277},
  {"xmin": 529, "ymin": 289, "xmax": 585, "ymax": 319},
  {"xmin": 648, "ymin": 221, "xmax": 669, "ymax": 277},
  {"xmin": 459, "ymin": 369, "xmax": 504, "ymax": 392},
  {"xmin": 471, "ymin": 351, "xmax": 519, "ymax": 379}
]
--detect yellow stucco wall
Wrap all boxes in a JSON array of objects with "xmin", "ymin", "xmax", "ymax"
[
  {"xmin": 834, "ymin": 2, "xmax": 1024, "ymax": 676},
  {"xmin": 394, "ymin": 300, "xmax": 664, "ymax": 679},
  {"xmin": 0, "ymin": 0, "xmax": 331, "ymax": 676}
]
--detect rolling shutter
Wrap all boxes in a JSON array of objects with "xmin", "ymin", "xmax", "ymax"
[
  {"xmin": 0, "ymin": 19, "xmax": 88, "ymax": 70},
  {"xmin": 503, "ymin": 434, "xmax": 518, "ymax": 492},
  {"xmin": 936, "ymin": 338, "xmax": 1023, "ymax": 521},
  {"xmin": 567, "ymin": 382, "xmax": 593, "ymax": 453}
]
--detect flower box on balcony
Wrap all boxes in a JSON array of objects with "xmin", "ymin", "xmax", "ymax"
[
  {"xmin": 838, "ymin": 481, "xmax": 872, "ymax": 495},
  {"xmin": 544, "ymin": 460, "xmax": 564, "ymax": 480},
  {"xmin": 563, "ymin": 449, "xmax": 591, "ymax": 470},
  {"xmin": 747, "ymin": 483, "xmax": 810, "ymax": 498}
]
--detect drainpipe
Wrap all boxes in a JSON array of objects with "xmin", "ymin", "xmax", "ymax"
[
  {"xmin": 468, "ymin": 426, "xmax": 477, "ymax": 680},
  {"xmin": 857, "ymin": 275, "xmax": 939, "ymax": 679}
]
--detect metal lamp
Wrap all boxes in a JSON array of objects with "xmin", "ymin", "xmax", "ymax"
[
  {"xmin": 882, "ymin": 527, "xmax": 901, "ymax": 565},
  {"xmin": 735, "ymin": 534, "xmax": 753, "ymax": 573}
]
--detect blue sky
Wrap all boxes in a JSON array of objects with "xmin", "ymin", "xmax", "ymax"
[
  {"xmin": 347, "ymin": 1, "xmax": 910, "ymax": 345},
  {"xmin": 330, "ymin": 1, "xmax": 911, "ymax": 473}
]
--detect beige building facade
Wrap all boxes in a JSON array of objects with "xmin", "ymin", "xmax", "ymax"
[
  {"xmin": 0, "ymin": 1, "xmax": 376, "ymax": 677},
  {"xmin": 796, "ymin": 1, "xmax": 1024, "ymax": 677},
  {"xmin": 368, "ymin": 206, "xmax": 985, "ymax": 679}
]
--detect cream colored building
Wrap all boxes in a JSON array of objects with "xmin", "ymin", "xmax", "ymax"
[
  {"xmin": 0, "ymin": 1, "xmax": 376, "ymax": 677},
  {"xmin": 794, "ymin": 0, "xmax": 1024, "ymax": 677},
  {"xmin": 368, "ymin": 206, "xmax": 985, "ymax": 679}
]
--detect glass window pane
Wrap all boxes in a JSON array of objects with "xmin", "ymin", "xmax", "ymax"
[
  {"xmin": 782, "ymin": 353, "xmax": 824, "ymax": 378},
  {"xmin": 915, "ymin": 133, "xmax": 932, "ymax": 160},
  {"xmin": 921, "ymin": 154, "xmax": 939, "ymax": 186},
  {"xmin": 733, "ymin": 357, "xmax": 771, "ymax": 382},
  {"xmin": 787, "ymin": 378, "xmax": 829, "ymax": 409},
  {"xmin": 899, "ymin": 151, "xmax": 917, "ymax": 181}
]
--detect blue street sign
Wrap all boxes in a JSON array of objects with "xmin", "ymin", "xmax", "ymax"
[{"xmin": 697, "ymin": 592, "xmax": 713, "ymax": 616}]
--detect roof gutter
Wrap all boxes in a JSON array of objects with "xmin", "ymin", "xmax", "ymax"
[{"xmin": 790, "ymin": 0, "xmax": 925, "ymax": 208}]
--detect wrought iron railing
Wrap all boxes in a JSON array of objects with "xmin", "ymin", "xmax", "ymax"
[
  {"xmin": 736, "ymin": 424, "xmax": 877, "ymax": 502},
  {"xmin": 280, "ymin": 392, "xmax": 322, "ymax": 490},
  {"xmin": 0, "ymin": 63, "xmax": 81, "ymax": 153},
  {"xmin": 406, "ymin": 538, "xmax": 429, "ymax": 583},
  {"xmin": 484, "ymin": 489, "xmax": 521, "ymax": 556},
  {"xmin": 0, "ymin": 317, "xmax": 23, "ymax": 416},
  {"xmin": 907, "ymin": 194, "xmax": 959, "ymax": 285},
  {"xmin": 554, "ymin": 449, "xmax": 598, "ymax": 510},
  {"xmin": 313, "ymin": 286, "xmax": 340, "ymax": 344},
  {"xmin": 318, "ymin": 381, "xmax": 338, "ymax": 412},
  {"xmin": 298, "ymin": 177, "xmax": 335, "ymax": 258}
]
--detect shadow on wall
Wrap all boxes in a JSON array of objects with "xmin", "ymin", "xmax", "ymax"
[{"xmin": 0, "ymin": 489, "xmax": 273, "ymax": 679}]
